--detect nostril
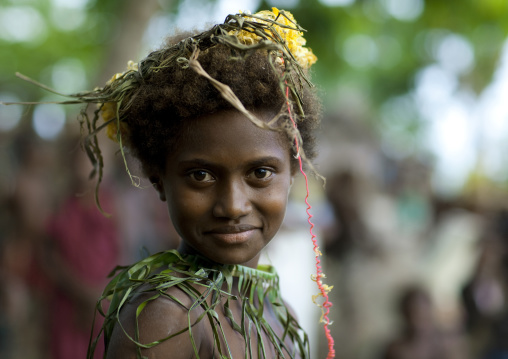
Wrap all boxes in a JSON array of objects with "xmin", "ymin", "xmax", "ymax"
[{"xmin": 213, "ymin": 199, "xmax": 251, "ymax": 219}]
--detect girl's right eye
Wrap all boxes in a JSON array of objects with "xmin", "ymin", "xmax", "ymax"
[{"xmin": 189, "ymin": 170, "xmax": 214, "ymax": 182}]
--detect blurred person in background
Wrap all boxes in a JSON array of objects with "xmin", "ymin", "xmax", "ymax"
[
  {"xmin": 382, "ymin": 285, "xmax": 468, "ymax": 359},
  {"xmin": 0, "ymin": 125, "xmax": 177, "ymax": 359},
  {"xmin": 38, "ymin": 135, "xmax": 120, "ymax": 359},
  {"xmin": 321, "ymin": 169, "xmax": 377, "ymax": 357},
  {"xmin": 0, "ymin": 130, "xmax": 57, "ymax": 358},
  {"xmin": 323, "ymin": 170, "xmax": 374, "ymax": 260},
  {"xmin": 462, "ymin": 210, "xmax": 508, "ymax": 359}
]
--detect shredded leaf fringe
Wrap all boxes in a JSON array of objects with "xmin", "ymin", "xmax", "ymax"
[{"xmin": 87, "ymin": 250, "xmax": 310, "ymax": 359}]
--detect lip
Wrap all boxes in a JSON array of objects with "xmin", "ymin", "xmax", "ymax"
[{"xmin": 205, "ymin": 225, "xmax": 260, "ymax": 244}]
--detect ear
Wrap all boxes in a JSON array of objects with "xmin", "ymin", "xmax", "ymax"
[{"xmin": 149, "ymin": 175, "xmax": 167, "ymax": 202}]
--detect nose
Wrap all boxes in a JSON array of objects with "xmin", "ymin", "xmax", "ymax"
[{"xmin": 212, "ymin": 179, "xmax": 252, "ymax": 219}]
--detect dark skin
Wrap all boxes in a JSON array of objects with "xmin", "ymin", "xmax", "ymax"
[{"xmin": 106, "ymin": 110, "xmax": 300, "ymax": 358}]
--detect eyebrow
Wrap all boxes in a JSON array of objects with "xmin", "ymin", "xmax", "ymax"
[{"xmin": 178, "ymin": 156, "xmax": 285, "ymax": 169}]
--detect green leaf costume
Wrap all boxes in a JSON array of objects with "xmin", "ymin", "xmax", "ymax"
[{"xmin": 88, "ymin": 250, "xmax": 309, "ymax": 358}]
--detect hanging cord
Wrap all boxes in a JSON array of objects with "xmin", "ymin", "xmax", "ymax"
[{"xmin": 285, "ymin": 85, "xmax": 335, "ymax": 358}]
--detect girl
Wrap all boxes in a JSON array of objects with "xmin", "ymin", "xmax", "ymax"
[{"xmin": 7, "ymin": 8, "xmax": 332, "ymax": 358}]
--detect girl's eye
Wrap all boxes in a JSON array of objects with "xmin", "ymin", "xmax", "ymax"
[
  {"xmin": 190, "ymin": 170, "xmax": 214, "ymax": 182},
  {"xmin": 252, "ymin": 168, "xmax": 273, "ymax": 179}
]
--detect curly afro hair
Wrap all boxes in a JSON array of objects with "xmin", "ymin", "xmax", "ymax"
[{"xmin": 119, "ymin": 32, "xmax": 321, "ymax": 178}]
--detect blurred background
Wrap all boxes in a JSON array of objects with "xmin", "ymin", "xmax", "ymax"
[{"xmin": 1, "ymin": 0, "xmax": 508, "ymax": 358}]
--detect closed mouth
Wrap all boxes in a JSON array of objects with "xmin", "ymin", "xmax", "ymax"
[
  {"xmin": 206, "ymin": 224, "xmax": 259, "ymax": 234},
  {"xmin": 205, "ymin": 225, "xmax": 260, "ymax": 244}
]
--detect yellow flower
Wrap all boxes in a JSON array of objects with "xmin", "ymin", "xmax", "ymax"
[
  {"xmin": 101, "ymin": 102, "xmax": 116, "ymax": 122},
  {"xmin": 230, "ymin": 8, "xmax": 317, "ymax": 68},
  {"xmin": 101, "ymin": 102, "xmax": 129, "ymax": 143},
  {"xmin": 126, "ymin": 60, "xmax": 138, "ymax": 71},
  {"xmin": 312, "ymin": 293, "xmax": 321, "ymax": 304},
  {"xmin": 314, "ymin": 247, "xmax": 323, "ymax": 256},
  {"xmin": 101, "ymin": 101, "xmax": 129, "ymax": 142},
  {"xmin": 322, "ymin": 284, "xmax": 334, "ymax": 294},
  {"xmin": 100, "ymin": 61, "xmax": 138, "ymax": 142},
  {"xmin": 101, "ymin": 102, "xmax": 119, "ymax": 141}
]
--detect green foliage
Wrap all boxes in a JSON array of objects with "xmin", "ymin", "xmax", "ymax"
[
  {"xmin": 0, "ymin": 0, "xmax": 123, "ymax": 102},
  {"xmin": 88, "ymin": 249, "xmax": 309, "ymax": 358},
  {"xmin": 277, "ymin": 0, "xmax": 508, "ymax": 113}
]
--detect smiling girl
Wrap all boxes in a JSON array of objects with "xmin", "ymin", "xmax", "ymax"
[
  {"xmin": 88, "ymin": 9, "xmax": 325, "ymax": 358},
  {"xmin": 5, "ymin": 8, "xmax": 328, "ymax": 359}
]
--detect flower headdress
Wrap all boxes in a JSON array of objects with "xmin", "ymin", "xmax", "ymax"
[{"xmin": 100, "ymin": 8, "xmax": 316, "ymax": 144}]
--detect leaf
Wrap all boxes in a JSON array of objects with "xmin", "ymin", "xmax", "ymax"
[
  {"xmin": 136, "ymin": 294, "xmax": 160, "ymax": 318},
  {"xmin": 89, "ymin": 249, "xmax": 310, "ymax": 358}
]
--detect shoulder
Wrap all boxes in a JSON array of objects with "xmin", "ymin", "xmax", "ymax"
[
  {"xmin": 282, "ymin": 299, "xmax": 298, "ymax": 320},
  {"xmin": 105, "ymin": 285, "xmax": 205, "ymax": 359}
]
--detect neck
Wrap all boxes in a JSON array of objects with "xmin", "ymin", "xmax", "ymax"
[
  {"xmin": 177, "ymin": 241, "xmax": 261, "ymax": 269},
  {"xmin": 240, "ymin": 254, "xmax": 261, "ymax": 269}
]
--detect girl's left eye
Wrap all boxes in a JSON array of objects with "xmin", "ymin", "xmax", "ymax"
[
  {"xmin": 189, "ymin": 170, "xmax": 214, "ymax": 182},
  {"xmin": 251, "ymin": 168, "xmax": 273, "ymax": 179}
]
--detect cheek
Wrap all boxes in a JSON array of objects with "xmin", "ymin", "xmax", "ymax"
[
  {"xmin": 166, "ymin": 189, "xmax": 211, "ymax": 230},
  {"xmin": 261, "ymin": 185, "xmax": 290, "ymax": 223}
]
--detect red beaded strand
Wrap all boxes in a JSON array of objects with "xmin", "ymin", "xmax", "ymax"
[{"xmin": 286, "ymin": 86, "xmax": 335, "ymax": 358}]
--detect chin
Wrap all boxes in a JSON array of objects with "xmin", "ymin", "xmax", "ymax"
[
  {"xmin": 179, "ymin": 241, "xmax": 260, "ymax": 267},
  {"xmin": 207, "ymin": 251, "xmax": 258, "ymax": 267}
]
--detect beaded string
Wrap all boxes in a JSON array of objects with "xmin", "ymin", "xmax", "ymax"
[{"xmin": 285, "ymin": 86, "xmax": 335, "ymax": 358}]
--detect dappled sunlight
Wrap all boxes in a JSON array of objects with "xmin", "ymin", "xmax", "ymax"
[
  {"xmin": 0, "ymin": 6, "xmax": 47, "ymax": 44},
  {"xmin": 32, "ymin": 103, "xmax": 66, "ymax": 140},
  {"xmin": 0, "ymin": 93, "xmax": 22, "ymax": 132},
  {"xmin": 50, "ymin": 58, "xmax": 88, "ymax": 94}
]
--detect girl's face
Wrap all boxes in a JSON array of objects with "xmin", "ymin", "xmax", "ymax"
[{"xmin": 155, "ymin": 110, "xmax": 293, "ymax": 267}]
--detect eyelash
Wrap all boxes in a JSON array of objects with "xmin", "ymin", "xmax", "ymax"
[
  {"xmin": 186, "ymin": 167, "xmax": 276, "ymax": 184},
  {"xmin": 249, "ymin": 168, "xmax": 274, "ymax": 180},
  {"xmin": 188, "ymin": 170, "xmax": 215, "ymax": 182}
]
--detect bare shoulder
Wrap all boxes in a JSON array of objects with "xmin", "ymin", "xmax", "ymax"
[
  {"xmin": 282, "ymin": 298, "xmax": 299, "ymax": 321},
  {"xmin": 105, "ymin": 285, "xmax": 205, "ymax": 359}
]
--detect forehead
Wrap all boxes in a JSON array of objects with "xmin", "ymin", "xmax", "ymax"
[{"xmin": 170, "ymin": 110, "xmax": 291, "ymax": 164}]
